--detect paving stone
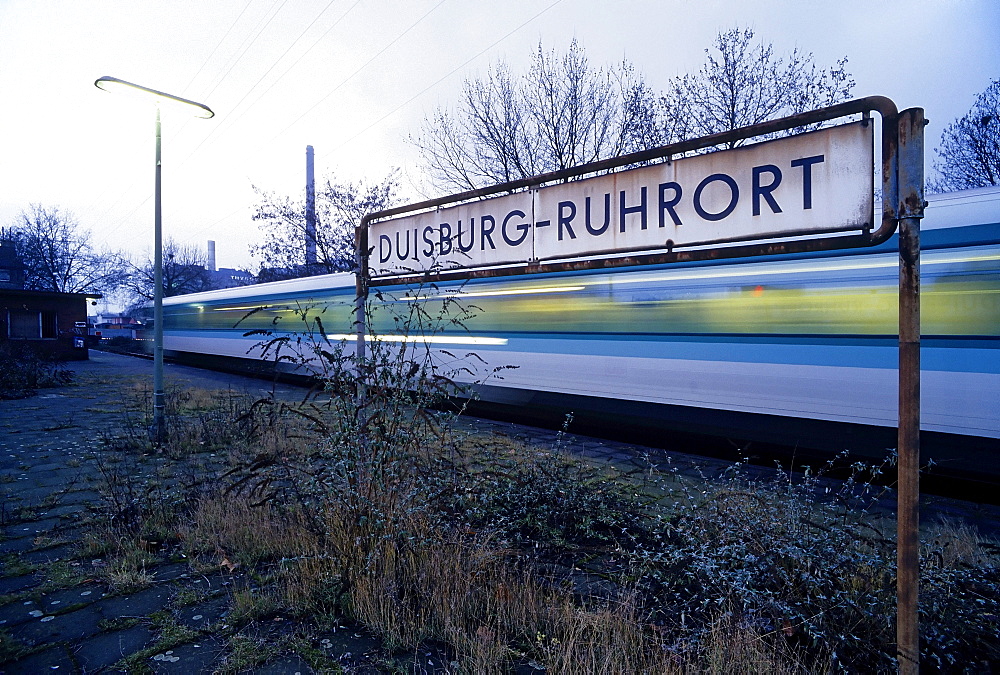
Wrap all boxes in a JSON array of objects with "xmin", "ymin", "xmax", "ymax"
[
  {"xmin": 0, "ymin": 573, "xmax": 37, "ymax": 595},
  {"xmin": 73, "ymin": 624, "xmax": 157, "ymax": 671},
  {"xmin": 30, "ymin": 525, "xmax": 84, "ymax": 546},
  {"xmin": 188, "ymin": 572, "xmax": 238, "ymax": 592},
  {"xmin": 576, "ymin": 445, "xmax": 619, "ymax": 460},
  {"xmin": 38, "ymin": 584, "xmax": 105, "ymax": 611},
  {"xmin": 250, "ymin": 653, "xmax": 315, "ymax": 674},
  {"xmin": 1, "ymin": 645, "xmax": 75, "ymax": 674},
  {"xmin": 148, "ymin": 636, "xmax": 226, "ymax": 674},
  {"xmin": 8, "ymin": 486, "xmax": 62, "ymax": 505},
  {"xmin": 389, "ymin": 644, "xmax": 455, "ymax": 674},
  {"xmin": 20, "ymin": 542, "xmax": 77, "ymax": 565},
  {"xmin": 33, "ymin": 503, "xmax": 88, "ymax": 518},
  {"xmin": 94, "ymin": 584, "xmax": 174, "ymax": 620},
  {"xmin": 0, "ymin": 598, "xmax": 46, "ymax": 628},
  {"xmin": 0, "ymin": 536, "xmax": 36, "ymax": 555},
  {"xmin": 513, "ymin": 659, "xmax": 549, "ymax": 674},
  {"xmin": 20, "ymin": 462, "xmax": 71, "ymax": 474},
  {"xmin": 317, "ymin": 627, "xmax": 383, "ymax": 659},
  {"xmin": 151, "ymin": 561, "xmax": 191, "ymax": 582},
  {"xmin": 9, "ymin": 604, "xmax": 103, "ymax": 645},
  {"xmin": 4, "ymin": 517, "xmax": 64, "ymax": 536},
  {"xmin": 49, "ymin": 488, "xmax": 102, "ymax": 506},
  {"xmin": 176, "ymin": 595, "xmax": 229, "ymax": 629}
]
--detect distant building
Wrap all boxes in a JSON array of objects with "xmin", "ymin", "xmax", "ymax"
[
  {"xmin": 1, "ymin": 288, "xmax": 98, "ymax": 360},
  {"xmin": 0, "ymin": 230, "xmax": 25, "ymax": 290},
  {"xmin": 209, "ymin": 267, "xmax": 255, "ymax": 289},
  {"xmin": 90, "ymin": 313, "xmax": 141, "ymax": 327},
  {"xmin": 205, "ymin": 240, "xmax": 255, "ymax": 289},
  {"xmin": 0, "ymin": 229, "xmax": 97, "ymax": 360},
  {"xmin": 256, "ymin": 263, "xmax": 331, "ymax": 283}
]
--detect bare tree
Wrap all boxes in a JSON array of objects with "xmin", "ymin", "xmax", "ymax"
[
  {"xmin": 124, "ymin": 238, "xmax": 213, "ymax": 304},
  {"xmin": 10, "ymin": 205, "xmax": 127, "ymax": 294},
  {"xmin": 932, "ymin": 78, "xmax": 1000, "ymax": 192},
  {"xmin": 251, "ymin": 172, "xmax": 399, "ymax": 280},
  {"xmin": 411, "ymin": 39, "xmax": 661, "ymax": 193},
  {"xmin": 412, "ymin": 33, "xmax": 853, "ymax": 193},
  {"xmin": 661, "ymin": 27, "xmax": 855, "ymax": 148}
]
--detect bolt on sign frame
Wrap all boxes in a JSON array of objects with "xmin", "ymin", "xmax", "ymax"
[{"xmin": 356, "ymin": 96, "xmax": 924, "ymax": 673}]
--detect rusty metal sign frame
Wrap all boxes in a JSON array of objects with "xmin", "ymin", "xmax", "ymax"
[{"xmin": 358, "ymin": 96, "xmax": 900, "ymax": 288}]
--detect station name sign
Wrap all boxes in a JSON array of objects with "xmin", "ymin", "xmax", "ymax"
[{"xmin": 370, "ymin": 121, "xmax": 873, "ymax": 276}]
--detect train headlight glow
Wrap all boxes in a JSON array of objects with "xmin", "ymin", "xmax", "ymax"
[
  {"xmin": 211, "ymin": 304, "xmax": 275, "ymax": 311},
  {"xmin": 923, "ymin": 252, "xmax": 1000, "ymax": 266},
  {"xmin": 407, "ymin": 285, "xmax": 585, "ymax": 301},
  {"xmin": 322, "ymin": 333, "xmax": 508, "ymax": 346}
]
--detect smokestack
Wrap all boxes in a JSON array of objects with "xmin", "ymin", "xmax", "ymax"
[
  {"xmin": 305, "ymin": 145, "xmax": 317, "ymax": 266},
  {"xmin": 207, "ymin": 240, "xmax": 216, "ymax": 272}
]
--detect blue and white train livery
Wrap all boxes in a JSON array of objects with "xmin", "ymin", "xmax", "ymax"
[{"xmin": 156, "ymin": 186, "xmax": 1000, "ymax": 470}]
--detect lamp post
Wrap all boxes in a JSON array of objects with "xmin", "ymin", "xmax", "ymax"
[{"xmin": 95, "ymin": 76, "xmax": 214, "ymax": 443}]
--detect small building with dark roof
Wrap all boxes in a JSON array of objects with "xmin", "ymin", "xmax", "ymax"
[{"xmin": 0, "ymin": 288, "xmax": 99, "ymax": 360}]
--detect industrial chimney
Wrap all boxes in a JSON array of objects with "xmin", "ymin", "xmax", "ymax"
[
  {"xmin": 305, "ymin": 145, "xmax": 317, "ymax": 266},
  {"xmin": 207, "ymin": 240, "xmax": 217, "ymax": 272}
]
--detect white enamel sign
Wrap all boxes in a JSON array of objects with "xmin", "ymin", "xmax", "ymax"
[{"xmin": 370, "ymin": 121, "xmax": 873, "ymax": 276}]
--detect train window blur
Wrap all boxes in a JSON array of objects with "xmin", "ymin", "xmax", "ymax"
[{"xmin": 155, "ymin": 187, "xmax": 1000, "ymax": 442}]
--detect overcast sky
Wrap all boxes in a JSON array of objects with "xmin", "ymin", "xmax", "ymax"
[{"xmin": 1, "ymin": 0, "xmax": 998, "ymax": 275}]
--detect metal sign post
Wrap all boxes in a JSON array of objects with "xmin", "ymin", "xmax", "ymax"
[{"xmin": 896, "ymin": 107, "xmax": 925, "ymax": 675}]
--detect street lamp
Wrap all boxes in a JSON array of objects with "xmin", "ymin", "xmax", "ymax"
[{"xmin": 95, "ymin": 76, "xmax": 214, "ymax": 443}]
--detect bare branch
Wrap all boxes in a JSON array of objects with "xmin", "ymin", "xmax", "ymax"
[
  {"xmin": 932, "ymin": 78, "xmax": 1000, "ymax": 192},
  {"xmin": 411, "ymin": 39, "xmax": 662, "ymax": 193},
  {"xmin": 251, "ymin": 172, "xmax": 400, "ymax": 280},
  {"xmin": 9, "ymin": 205, "xmax": 128, "ymax": 294},
  {"xmin": 660, "ymin": 28, "xmax": 855, "ymax": 149}
]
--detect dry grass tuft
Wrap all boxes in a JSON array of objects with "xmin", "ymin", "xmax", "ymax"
[{"xmin": 180, "ymin": 496, "xmax": 319, "ymax": 568}]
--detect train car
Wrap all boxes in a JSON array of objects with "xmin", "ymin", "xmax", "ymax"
[{"xmin": 157, "ymin": 186, "xmax": 1000, "ymax": 476}]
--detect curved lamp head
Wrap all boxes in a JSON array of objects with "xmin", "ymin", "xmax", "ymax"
[{"xmin": 95, "ymin": 76, "xmax": 214, "ymax": 119}]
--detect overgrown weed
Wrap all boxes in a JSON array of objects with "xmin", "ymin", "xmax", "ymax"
[{"xmin": 0, "ymin": 341, "xmax": 73, "ymax": 399}]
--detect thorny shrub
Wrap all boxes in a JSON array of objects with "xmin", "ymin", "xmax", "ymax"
[
  {"xmin": 0, "ymin": 341, "xmax": 73, "ymax": 399},
  {"xmin": 227, "ymin": 280, "xmax": 506, "ymax": 577}
]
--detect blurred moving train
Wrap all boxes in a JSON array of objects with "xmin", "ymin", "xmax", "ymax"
[{"xmin": 155, "ymin": 186, "xmax": 1000, "ymax": 477}]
